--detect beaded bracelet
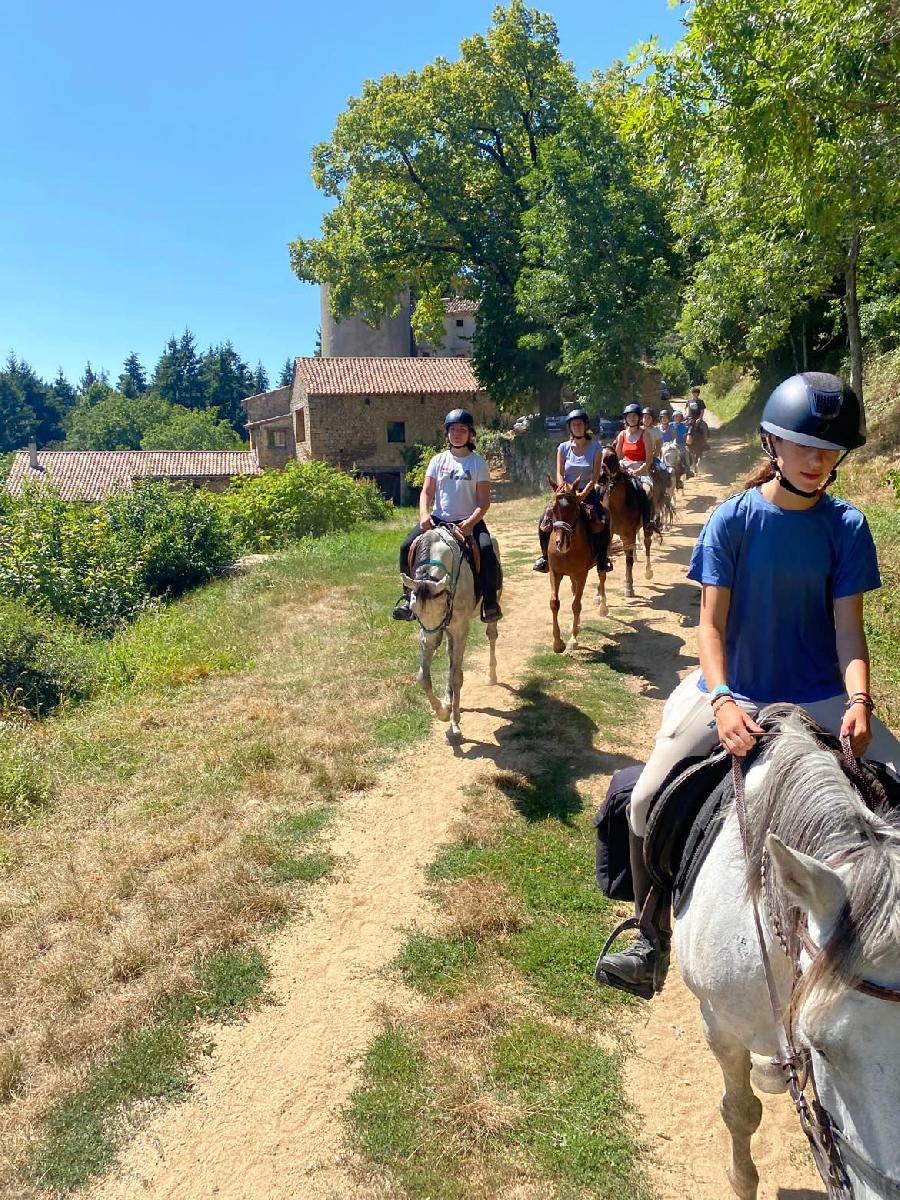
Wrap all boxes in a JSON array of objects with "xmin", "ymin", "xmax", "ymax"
[
  {"xmin": 845, "ymin": 692, "xmax": 875, "ymax": 711},
  {"xmin": 711, "ymin": 695, "xmax": 738, "ymax": 715}
]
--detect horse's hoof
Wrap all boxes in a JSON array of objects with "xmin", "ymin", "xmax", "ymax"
[
  {"xmin": 597, "ymin": 602, "xmax": 608, "ymax": 617},
  {"xmin": 552, "ymin": 642, "xmax": 565, "ymax": 654},
  {"xmin": 645, "ymin": 568, "xmax": 654, "ymax": 580},
  {"xmin": 435, "ymin": 705, "xmax": 450, "ymax": 722},
  {"xmin": 566, "ymin": 639, "xmax": 578, "ymax": 652},
  {"xmin": 447, "ymin": 727, "xmax": 462, "ymax": 745}
]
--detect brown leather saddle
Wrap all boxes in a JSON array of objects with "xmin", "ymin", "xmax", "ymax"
[{"xmin": 407, "ymin": 525, "xmax": 481, "ymax": 580}]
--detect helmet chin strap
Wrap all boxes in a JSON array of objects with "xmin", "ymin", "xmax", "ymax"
[{"xmin": 761, "ymin": 435, "xmax": 846, "ymax": 498}]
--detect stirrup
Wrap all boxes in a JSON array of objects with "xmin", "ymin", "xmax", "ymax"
[
  {"xmin": 594, "ymin": 915, "xmax": 667, "ymax": 1000},
  {"xmin": 391, "ymin": 596, "xmax": 414, "ymax": 622}
]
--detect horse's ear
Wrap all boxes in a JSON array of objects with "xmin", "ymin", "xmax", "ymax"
[
  {"xmin": 572, "ymin": 473, "xmax": 583, "ymax": 490},
  {"xmin": 400, "ymin": 573, "xmax": 418, "ymax": 591},
  {"xmin": 547, "ymin": 475, "xmax": 557, "ymax": 491},
  {"xmin": 766, "ymin": 834, "xmax": 847, "ymax": 929}
]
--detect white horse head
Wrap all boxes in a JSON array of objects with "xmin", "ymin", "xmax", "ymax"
[
  {"xmin": 660, "ymin": 440, "xmax": 681, "ymax": 471},
  {"xmin": 676, "ymin": 714, "xmax": 900, "ymax": 1199}
]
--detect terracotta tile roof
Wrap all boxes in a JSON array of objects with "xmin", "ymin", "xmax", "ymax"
[
  {"xmin": 294, "ymin": 356, "xmax": 483, "ymax": 396},
  {"xmin": 442, "ymin": 296, "xmax": 480, "ymax": 315},
  {"xmin": 5, "ymin": 451, "xmax": 261, "ymax": 502}
]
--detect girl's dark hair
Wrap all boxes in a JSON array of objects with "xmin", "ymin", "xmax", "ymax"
[{"xmin": 744, "ymin": 457, "xmax": 776, "ymax": 490}]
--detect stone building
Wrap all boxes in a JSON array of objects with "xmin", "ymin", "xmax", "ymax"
[
  {"xmin": 245, "ymin": 356, "xmax": 495, "ymax": 503},
  {"xmin": 320, "ymin": 288, "xmax": 479, "ymax": 359}
]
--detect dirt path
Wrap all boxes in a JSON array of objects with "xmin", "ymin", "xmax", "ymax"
[{"xmin": 86, "ymin": 443, "xmax": 825, "ymax": 1200}]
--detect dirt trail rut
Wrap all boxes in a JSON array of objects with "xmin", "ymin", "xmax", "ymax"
[{"xmin": 87, "ymin": 442, "xmax": 825, "ymax": 1200}]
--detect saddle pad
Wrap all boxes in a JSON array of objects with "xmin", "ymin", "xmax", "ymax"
[{"xmin": 643, "ymin": 747, "xmax": 734, "ymax": 891}]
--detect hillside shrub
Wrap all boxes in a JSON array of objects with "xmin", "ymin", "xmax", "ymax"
[
  {"xmin": 706, "ymin": 361, "xmax": 743, "ymax": 398},
  {"xmin": 404, "ymin": 441, "xmax": 443, "ymax": 489},
  {"xmin": 0, "ymin": 600, "xmax": 96, "ymax": 715},
  {"xmin": 0, "ymin": 724, "xmax": 52, "ymax": 824},
  {"xmin": 220, "ymin": 461, "xmax": 393, "ymax": 552}
]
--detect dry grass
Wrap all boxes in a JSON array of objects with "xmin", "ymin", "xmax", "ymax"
[
  {"xmin": 0, "ymin": 548, "xmax": 429, "ymax": 1193},
  {"xmin": 439, "ymin": 877, "xmax": 528, "ymax": 939}
]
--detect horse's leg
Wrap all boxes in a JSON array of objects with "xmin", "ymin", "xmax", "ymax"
[
  {"xmin": 485, "ymin": 618, "xmax": 498, "ymax": 686},
  {"xmin": 444, "ymin": 624, "xmax": 466, "ymax": 743},
  {"xmin": 568, "ymin": 573, "xmax": 586, "ymax": 651},
  {"xmin": 549, "ymin": 570, "xmax": 565, "ymax": 654},
  {"xmin": 417, "ymin": 631, "xmax": 449, "ymax": 722},
  {"xmin": 702, "ymin": 1013, "xmax": 763, "ymax": 1200},
  {"xmin": 643, "ymin": 522, "xmax": 654, "ymax": 580},
  {"xmin": 594, "ymin": 564, "xmax": 608, "ymax": 616},
  {"xmin": 622, "ymin": 540, "xmax": 635, "ymax": 599}
]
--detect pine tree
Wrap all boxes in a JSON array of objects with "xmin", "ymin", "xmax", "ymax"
[
  {"xmin": 78, "ymin": 361, "xmax": 104, "ymax": 393},
  {"xmin": 199, "ymin": 342, "xmax": 256, "ymax": 432},
  {"xmin": 277, "ymin": 358, "xmax": 294, "ymax": 387},
  {"xmin": 5, "ymin": 355, "xmax": 63, "ymax": 445},
  {"xmin": 118, "ymin": 351, "xmax": 148, "ymax": 398},
  {"xmin": 252, "ymin": 361, "xmax": 269, "ymax": 394},
  {"xmin": 0, "ymin": 372, "xmax": 36, "ymax": 452},
  {"xmin": 152, "ymin": 330, "xmax": 204, "ymax": 408}
]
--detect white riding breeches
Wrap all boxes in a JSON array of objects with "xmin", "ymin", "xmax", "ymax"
[{"xmin": 628, "ymin": 669, "xmax": 900, "ymax": 836}]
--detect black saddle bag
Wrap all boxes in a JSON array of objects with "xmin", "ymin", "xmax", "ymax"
[{"xmin": 592, "ymin": 765, "xmax": 642, "ymax": 901}]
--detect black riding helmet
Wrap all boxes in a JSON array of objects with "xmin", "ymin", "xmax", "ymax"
[
  {"xmin": 622, "ymin": 403, "xmax": 642, "ymax": 419},
  {"xmin": 641, "ymin": 407, "xmax": 654, "ymax": 417},
  {"xmin": 759, "ymin": 372, "xmax": 865, "ymax": 498},
  {"xmin": 566, "ymin": 407, "xmax": 591, "ymax": 432},
  {"xmin": 445, "ymin": 408, "xmax": 475, "ymax": 431}
]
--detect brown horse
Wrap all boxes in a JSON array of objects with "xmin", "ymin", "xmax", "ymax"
[
  {"xmin": 544, "ymin": 477, "xmax": 600, "ymax": 652},
  {"xmin": 594, "ymin": 447, "xmax": 655, "ymax": 608},
  {"xmin": 686, "ymin": 417, "xmax": 709, "ymax": 473}
]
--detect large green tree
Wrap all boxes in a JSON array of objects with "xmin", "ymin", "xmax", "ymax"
[
  {"xmin": 140, "ymin": 406, "xmax": 245, "ymax": 450},
  {"xmin": 66, "ymin": 390, "xmax": 170, "ymax": 450},
  {"xmin": 628, "ymin": 0, "xmax": 899, "ymax": 400},
  {"xmin": 199, "ymin": 343, "xmax": 257, "ymax": 431},
  {"xmin": 0, "ymin": 374, "xmax": 35, "ymax": 452},
  {"xmin": 291, "ymin": 1, "xmax": 578, "ymax": 411},
  {"xmin": 118, "ymin": 351, "xmax": 148, "ymax": 398},
  {"xmin": 152, "ymin": 331, "xmax": 205, "ymax": 409}
]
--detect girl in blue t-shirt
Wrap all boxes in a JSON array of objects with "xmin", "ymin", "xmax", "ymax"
[
  {"xmin": 595, "ymin": 371, "xmax": 899, "ymax": 1001},
  {"xmin": 532, "ymin": 409, "xmax": 610, "ymax": 574}
]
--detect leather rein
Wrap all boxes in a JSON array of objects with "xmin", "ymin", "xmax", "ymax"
[{"xmin": 732, "ymin": 741, "xmax": 900, "ymax": 1199}]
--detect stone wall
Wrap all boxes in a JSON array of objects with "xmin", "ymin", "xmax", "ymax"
[{"xmin": 301, "ymin": 391, "xmax": 496, "ymax": 472}]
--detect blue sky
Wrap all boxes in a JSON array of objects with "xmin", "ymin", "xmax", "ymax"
[{"xmin": 1, "ymin": 1, "xmax": 688, "ymax": 388}]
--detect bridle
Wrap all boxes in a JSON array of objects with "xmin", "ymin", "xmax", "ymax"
[
  {"xmin": 548, "ymin": 487, "xmax": 580, "ymax": 553},
  {"xmin": 412, "ymin": 525, "xmax": 463, "ymax": 636},
  {"xmin": 732, "ymin": 743, "xmax": 900, "ymax": 1199}
]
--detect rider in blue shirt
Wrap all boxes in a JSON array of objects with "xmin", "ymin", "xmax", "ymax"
[{"xmin": 595, "ymin": 372, "xmax": 899, "ymax": 1001}]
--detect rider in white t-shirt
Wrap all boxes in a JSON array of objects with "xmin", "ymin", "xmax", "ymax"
[{"xmin": 393, "ymin": 409, "xmax": 502, "ymax": 622}]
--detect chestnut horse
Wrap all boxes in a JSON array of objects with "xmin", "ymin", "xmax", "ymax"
[
  {"xmin": 545, "ymin": 477, "xmax": 603, "ymax": 652},
  {"xmin": 594, "ymin": 447, "xmax": 655, "ymax": 609}
]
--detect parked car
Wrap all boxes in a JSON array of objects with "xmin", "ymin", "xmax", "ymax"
[{"xmin": 594, "ymin": 415, "xmax": 622, "ymax": 441}]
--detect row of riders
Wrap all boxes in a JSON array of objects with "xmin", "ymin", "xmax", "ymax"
[{"xmin": 391, "ymin": 374, "xmax": 900, "ymax": 1198}]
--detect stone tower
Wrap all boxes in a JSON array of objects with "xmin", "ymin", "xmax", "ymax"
[{"xmin": 320, "ymin": 284, "xmax": 414, "ymax": 357}]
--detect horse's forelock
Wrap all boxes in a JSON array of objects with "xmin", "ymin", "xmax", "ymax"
[{"xmin": 747, "ymin": 715, "xmax": 900, "ymax": 1012}]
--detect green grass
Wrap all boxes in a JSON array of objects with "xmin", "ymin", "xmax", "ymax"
[
  {"xmin": 394, "ymin": 932, "xmax": 482, "ymax": 997},
  {"xmin": 346, "ymin": 1016, "xmax": 648, "ymax": 1200},
  {"xmin": 0, "ymin": 725, "xmax": 53, "ymax": 825},
  {"xmin": 25, "ymin": 946, "xmax": 269, "ymax": 1193},
  {"xmin": 348, "ymin": 644, "xmax": 646, "ymax": 1196}
]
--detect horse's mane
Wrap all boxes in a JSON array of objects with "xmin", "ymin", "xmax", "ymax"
[{"xmin": 745, "ymin": 713, "xmax": 900, "ymax": 1009}]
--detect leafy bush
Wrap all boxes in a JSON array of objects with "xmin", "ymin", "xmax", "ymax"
[
  {"xmin": 0, "ymin": 486, "xmax": 149, "ymax": 633},
  {"xmin": 0, "ymin": 483, "xmax": 237, "ymax": 633},
  {"xmin": 220, "ymin": 461, "xmax": 393, "ymax": 552},
  {"xmin": 705, "ymin": 361, "xmax": 743, "ymax": 398},
  {"xmin": 404, "ymin": 441, "xmax": 443, "ymax": 489},
  {"xmin": 0, "ymin": 600, "xmax": 96, "ymax": 715},
  {"xmin": 104, "ymin": 483, "xmax": 235, "ymax": 598},
  {"xmin": 0, "ymin": 725, "xmax": 52, "ymax": 824},
  {"xmin": 655, "ymin": 353, "xmax": 691, "ymax": 398}
]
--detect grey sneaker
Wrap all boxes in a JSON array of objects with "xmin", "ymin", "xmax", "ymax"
[{"xmin": 532, "ymin": 557, "xmax": 549, "ymax": 573}]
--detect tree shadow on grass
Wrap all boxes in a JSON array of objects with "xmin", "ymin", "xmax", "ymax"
[
  {"xmin": 475, "ymin": 676, "xmax": 640, "ymax": 823},
  {"xmin": 583, "ymin": 619, "xmax": 696, "ymax": 700}
]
